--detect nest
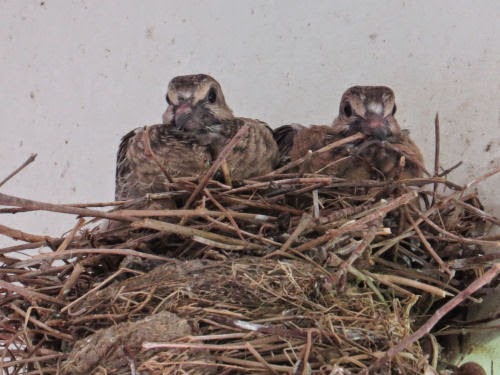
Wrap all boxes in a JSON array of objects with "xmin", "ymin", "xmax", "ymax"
[{"xmin": 1, "ymin": 130, "xmax": 499, "ymax": 374}]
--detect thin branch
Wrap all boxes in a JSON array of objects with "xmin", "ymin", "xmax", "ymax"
[
  {"xmin": 0, "ymin": 153, "xmax": 37, "ymax": 188},
  {"xmin": 366, "ymin": 263, "xmax": 500, "ymax": 373},
  {"xmin": 183, "ymin": 125, "xmax": 249, "ymax": 210}
]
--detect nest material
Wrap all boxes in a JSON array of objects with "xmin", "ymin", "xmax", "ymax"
[{"xmin": 1, "ymin": 145, "xmax": 499, "ymax": 374}]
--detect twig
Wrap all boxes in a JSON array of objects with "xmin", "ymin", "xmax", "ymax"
[
  {"xmin": 432, "ymin": 113, "xmax": 440, "ymax": 206},
  {"xmin": 245, "ymin": 342, "xmax": 279, "ymax": 375},
  {"xmin": 11, "ymin": 248, "xmax": 170, "ymax": 268},
  {"xmin": 405, "ymin": 207, "xmax": 452, "ymax": 276},
  {"xmin": 294, "ymin": 191, "xmax": 417, "ymax": 253},
  {"xmin": 183, "ymin": 125, "xmax": 249, "ymax": 210},
  {"xmin": 268, "ymin": 132, "xmax": 365, "ymax": 175},
  {"xmin": 0, "ymin": 224, "xmax": 59, "ymax": 245},
  {"xmin": 9, "ymin": 303, "xmax": 74, "ymax": 341},
  {"xmin": 329, "ymin": 227, "xmax": 377, "ymax": 288},
  {"xmin": 57, "ymin": 263, "xmax": 84, "ymax": 298},
  {"xmin": 0, "ymin": 153, "xmax": 37, "ymax": 188},
  {"xmin": 131, "ymin": 218, "xmax": 263, "ymax": 250},
  {"xmin": 54, "ymin": 218, "xmax": 86, "ymax": 256},
  {"xmin": 114, "ymin": 207, "xmax": 274, "ymax": 223},
  {"xmin": 0, "ymin": 279, "xmax": 63, "ymax": 305},
  {"xmin": 204, "ymin": 188, "xmax": 245, "ymax": 240},
  {"xmin": 0, "ymin": 192, "xmax": 137, "ymax": 222},
  {"xmin": 373, "ymin": 274, "xmax": 451, "ymax": 298},
  {"xmin": 264, "ymin": 214, "xmax": 313, "ymax": 258},
  {"xmin": 438, "ymin": 161, "xmax": 463, "ymax": 177},
  {"xmin": 366, "ymin": 263, "xmax": 500, "ymax": 373}
]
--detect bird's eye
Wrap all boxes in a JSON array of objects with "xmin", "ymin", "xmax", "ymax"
[
  {"xmin": 391, "ymin": 104, "xmax": 397, "ymax": 115},
  {"xmin": 165, "ymin": 94, "xmax": 171, "ymax": 105},
  {"xmin": 343, "ymin": 102, "xmax": 353, "ymax": 117},
  {"xmin": 207, "ymin": 87, "xmax": 217, "ymax": 103}
]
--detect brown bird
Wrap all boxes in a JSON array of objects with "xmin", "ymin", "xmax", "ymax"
[
  {"xmin": 115, "ymin": 74, "xmax": 278, "ymax": 201},
  {"xmin": 273, "ymin": 86, "xmax": 425, "ymax": 180}
]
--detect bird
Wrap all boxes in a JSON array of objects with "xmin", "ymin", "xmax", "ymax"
[
  {"xmin": 273, "ymin": 86, "xmax": 425, "ymax": 180},
  {"xmin": 115, "ymin": 74, "xmax": 279, "ymax": 201}
]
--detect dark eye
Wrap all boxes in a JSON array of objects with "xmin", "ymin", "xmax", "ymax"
[
  {"xmin": 165, "ymin": 94, "xmax": 171, "ymax": 105},
  {"xmin": 391, "ymin": 104, "xmax": 397, "ymax": 115},
  {"xmin": 207, "ymin": 87, "xmax": 217, "ymax": 103},
  {"xmin": 343, "ymin": 102, "xmax": 353, "ymax": 117}
]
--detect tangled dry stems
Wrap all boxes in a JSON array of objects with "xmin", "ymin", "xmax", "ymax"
[{"xmin": 0, "ymin": 144, "xmax": 499, "ymax": 374}]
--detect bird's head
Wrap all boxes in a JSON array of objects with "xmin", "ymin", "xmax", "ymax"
[
  {"xmin": 162, "ymin": 74, "xmax": 234, "ymax": 130},
  {"xmin": 337, "ymin": 86, "xmax": 400, "ymax": 140}
]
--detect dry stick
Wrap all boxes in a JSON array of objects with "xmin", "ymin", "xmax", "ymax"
[
  {"xmin": 217, "ymin": 357, "xmax": 293, "ymax": 373},
  {"xmin": 204, "ymin": 188, "xmax": 245, "ymax": 240},
  {"xmin": 329, "ymin": 228, "xmax": 377, "ymax": 286},
  {"xmin": 57, "ymin": 263, "xmax": 84, "ymax": 298},
  {"xmin": 204, "ymin": 216, "xmax": 281, "ymax": 247},
  {"xmin": 453, "ymin": 199, "xmax": 500, "ymax": 226},
  {"xmin": 0, "ymin": 199, "xmax": 126, "ymax": 214},
  {"xmin": 0, "ymin": 223, "xmax": 59, "ymax": 245},
  {"xmin": 0, "ymin": 354, "xmax": 65, "ymax": 369},
  {"xmin": 396, "ymin": 167, "xmax": 500, "ymax": 247},
  {"xmin": 373, "ymin": 274, "xmax": 450, "ymax": 298},
  {"xmin": 0, "ymin": 279, "xmax": 63, "ymax": 305},
  {"xmin": 113, "ymin": 207, "xmax": 274, "ymax": 223},
  {"xmin": 143, "ymin": 341, "xmax": 249, "ymax": 351},
  {"xmin": 245, "ymin": 342, "xmax": 279, "ymax": 375},
  {"xmin": 301, "ymin": 329, "xmax": 313, "ymax": 375},
  {"xmin": 447, "ymin": 253, "xmax": 500, "ymax": 270},
  {"xmin": 365, "ymin": 263, "xmax": 500, "ymax": 374},
  {"xmin": 60, "ymin": 267, "xmax": 133, "ymax": 314},
  {"xmin": 183, "ymin": 125, "xmax": 250, "ymax": 210},
  {"xmin": 405, "ymin": 208, "xmax": 452, "ymax": 276},
  {"xmin": 131, "ymin": 218, "xmax": 263, "ymax": 250},
  {"xmin": 293, "ymin": 191, "xmax": 417, "ymax": 254},
  {"xmin": 438, "ymin": 161, "xmax": 463, "ymax": 177},
  {"xmin": 264, "ymin": 214, "xmax": 313, "ymax": 258},
  {"xmin": 432, "ymin": 113, "xmax": 440, "ymax": 206},
  {"xmin": 0, "ymin": 153, "xmax": 37, "ymax": 188},
  {"xmin": 9, "ymin": 303, "xmax": 74, "ymax": 341},
  {"xmin": 223, "ymin": 177, "xmax": 334, "ymax": 196},
  {"xmin": 0, "ymin": 192, "xmax": 137, "ymax": 222},
  {"xmin": 220, "ymin": 195, "xmax": 303, "ymax": 216},
  {"xmin": 463, "ymin": 166, "xmax": 500, "ymax": 190},
  {"xmin": 225, "ymin": 176, "xmax": 462, "ymax": 195},
  {"xmin": 54, "ymin": 218, "xmax": 86, "ymax": 255},
  {"xmin": 268, "ymin": 132, "xmax": 366, "ymax": 175},
  {"xmin": 418, "ymin": 212, "xmax": 500, "ymax": 248},
  {"xmin": 11, "ymin": 248, "xmax": 170, "ymax": 268}
]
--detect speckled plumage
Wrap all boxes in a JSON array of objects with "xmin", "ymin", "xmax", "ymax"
[
  {"xmin": 274, "ymin": 86, "xmax": 425, "ymax": 180},
  {"xmin": 115, "ymin": 74, "xmax": 279, "ymax": 201},
  {"xmin": 115, "ymin": 124, "xmax": 212, "ymax": 200}
]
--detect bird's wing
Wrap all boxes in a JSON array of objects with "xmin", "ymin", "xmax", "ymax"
[
  {"xmin": 273, "ymin": 124, "xmax": 306, "ymax": 163},
  {"xmin": 199, "ymin": 118, "xmax": 280, "ymax": 180},
  {"xmin": 115, "ymin": 127, "xmax": 141, "ymax": 200}
]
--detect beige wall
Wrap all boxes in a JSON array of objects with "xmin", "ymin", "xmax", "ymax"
[{"xmin": 1, "ymin": 0, "xmax": 499, "ymax": 243}]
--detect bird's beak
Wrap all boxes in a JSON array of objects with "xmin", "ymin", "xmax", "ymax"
[
  {"xmin": 361, "ymin": 114, "xmax": 391, "ymax": 140},
  {"xmin": 173, "ymin": 102, "xmax": 193, "ymax": 130}
]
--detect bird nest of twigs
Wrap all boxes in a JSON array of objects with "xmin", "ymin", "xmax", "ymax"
[{"xmin": 1, "ymin": 142, "xmax": 499, "ymax": 374}]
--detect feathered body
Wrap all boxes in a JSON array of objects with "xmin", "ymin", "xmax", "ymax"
[
  {"xmin": 274, "ymin": 86, "xmax": 425, "ymax": 180},
  {"xmin": 115, "ymin": 74, "xmax": 278, "ymax": 201}
]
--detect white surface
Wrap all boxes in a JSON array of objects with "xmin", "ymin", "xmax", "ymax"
[{"xmin": 1, "ymin": 0, "xmax": 499, "ymax": 242}]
